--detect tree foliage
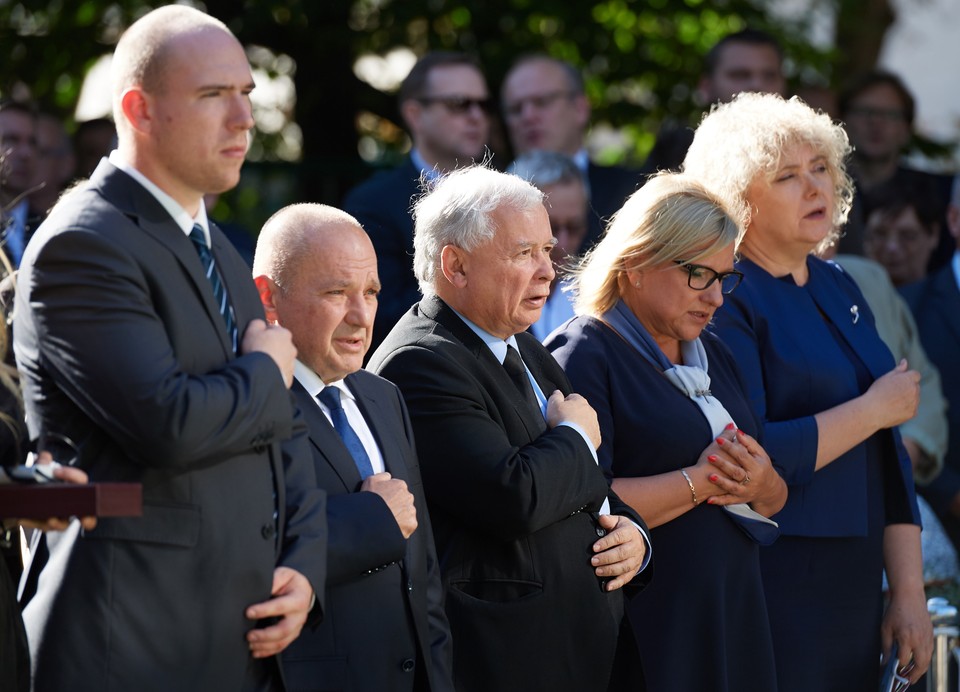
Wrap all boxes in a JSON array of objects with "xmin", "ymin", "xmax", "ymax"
[{"xmin": 1, "ymin": 0, "xmax": 880, "ymax": 224}]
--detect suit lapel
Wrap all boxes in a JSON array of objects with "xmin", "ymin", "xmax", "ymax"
[
  {"xmin": 424, "ymin": 295, "xmax": 547, "ymax": 438},
  {"xmin": 803, "ymin": 259, "xmax": 898, "ymax": 380},
  {"xmin": 95, "ymin": 163, "xmax": 233, "ymax": 357},
  {"xmin": 292, "ymin": 380, "xmax": 363, "ymax": 491},
  {"xmin": 346, "ymin": 374, "xmax": 410, "ymax": 483}
]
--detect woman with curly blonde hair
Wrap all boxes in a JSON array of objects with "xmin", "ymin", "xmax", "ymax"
[{"xmin": 684, "ymin": 92, "xmax": 931, "ymax": 691}]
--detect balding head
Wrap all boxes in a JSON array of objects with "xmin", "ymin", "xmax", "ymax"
[
  {"xmin": 254, "ymin": 204, "xmax": 380, "ymax": 381},
  {"xmin": 112, "ymin": 5, "xmax": 229, "ymax": 108}
]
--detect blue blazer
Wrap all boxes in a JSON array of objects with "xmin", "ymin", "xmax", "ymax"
[
  {"xmin": 902, "ymin": 264, "xmax": 960, "ymax": 509},
  {"xmin": 712, "ymin": 256, "xmax": 920, "ymax": 537},
  {"xmin": 343, "ymin": 157, "xmax": 424, "ymax": 355}
]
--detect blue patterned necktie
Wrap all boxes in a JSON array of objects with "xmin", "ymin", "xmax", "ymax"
[
  {"xmin": 317, "ymin": 387, "xmax": 375, "ymax": 479},
  {"xmin": 189, "ymin": 224, "xmax": 238, "ymax": 352}
]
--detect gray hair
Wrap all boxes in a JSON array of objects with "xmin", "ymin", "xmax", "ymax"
[
  {"xmin": 574, "ymin": 172, "xmax": 741, "ymax": 316},
  {"xmin": 683, "ymin": 92, "xmax": 854, "ymax": 254},
  {"xmin": 413, "ymin": 164, "xmax": 545, "ymax": 294},
  {"xmin": 506, "ymin": 151, "xmax": 585, "ymax": 190}
]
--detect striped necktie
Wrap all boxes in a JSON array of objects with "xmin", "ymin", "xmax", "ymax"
[{"xmin": 189, "ymin": 224, "xmax": 238, "ymax": 352}]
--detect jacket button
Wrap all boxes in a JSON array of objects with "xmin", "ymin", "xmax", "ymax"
[
  {"xmin": 596, "ymin": 526, "xmax": 606, "ymax": 537},
  {"xmin": 261, "ymin": 523, "xmax": 276, "ymax": 540},
  {"xmin": 407, "ymin": 580, "xmax": 414, "ymax": 593},
  {"xmin": 401, "ymin": 659, "xmax": 415, "ymax": 673}
]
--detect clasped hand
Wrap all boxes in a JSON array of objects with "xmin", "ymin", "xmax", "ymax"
[{"xmin": 698, "ymin": 425, "xmax": 785, "ymax": 516}]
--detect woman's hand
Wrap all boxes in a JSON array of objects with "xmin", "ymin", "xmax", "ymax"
[
  {"xmin": 882, "ymin": 524, "xmax": 934, "ymax": 685},
  {"xmin": 864, "ymin": 359, "xmax": 920, "ymax": 430},
  {"xmin": 704, "ymin": 429, "xmax": 787, "ymax": 516}
]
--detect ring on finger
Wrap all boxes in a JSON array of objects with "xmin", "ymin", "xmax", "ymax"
[{"xmin": 741, "ymin": 475, "xmax": 751, "ymax": 486}]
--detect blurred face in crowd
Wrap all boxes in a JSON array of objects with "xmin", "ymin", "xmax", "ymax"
[
  {"xmin": 262, "ymin": 222, "xmax": 380, "ymax": 382},
  {"xmin": 443, "ymin": 203, "xmax": 556, "ymax": 339},
  {"xmin": 624, "ymin": 243, "xmax": 735, "ymax": 363},
  {"xmin": 403, "ymin": 64, "xmax": 490, "ymax": 170},
  {"xmin": 700, "ymin": 42, "xmax": 785, "ymax": 104},
  {"xmin": 502, "ymin": 59, "xmax": 589, "ymax": 156},
  {"xmin": 843, "ymin": 83, "xmax": 911, "ymax": 164},
  {"xmin": 30, "ymin": 114, "xmax": 76, "ymax": 213},
  {"xmin": 864, "ymin": 205, "xmax": 938, "ymax": 286},
  {"xmin": 0, "ymin": 107, "xmax": 37, "ymax": 200},
  {"xmin": 542, "ymin": 178, "xmax": 589, "ymax": 266},
  {"xmin": 744, "ymin": 142, "xmax": 836, "ymax": 260},
  {"xmin": 129, "ymin": 26, "xmax": 254, "ymax": 214}
]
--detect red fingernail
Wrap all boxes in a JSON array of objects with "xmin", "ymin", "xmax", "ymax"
[
  {"xmin": 706, "ymin": 498, "xmax": 715, "ymax": 505},
  {"xmin": 707, "ymin": 455, "xmax": 719, "ymax": 463},
  {"xmin": 709, "ymin": 474, "xmax": 719, "ymax": 482},
  {"xmin": 737, "ymin": 429, "xmax": 745, "ymax": 436},
  {"xmin": 716, "ymin": 438, "xmax": 724, "ymax": 446},
  {"xmin": 725, "ymin": 422, "xmax": 735, "ymax": 430}
]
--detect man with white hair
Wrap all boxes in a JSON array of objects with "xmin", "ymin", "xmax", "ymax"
[
  {"xmin": 14, "ymin": 7, "xmax": 326, "ymax": 691},
  {"xmin": 368, "ymin": 164, "xmax": 651, "ymax": 692}
]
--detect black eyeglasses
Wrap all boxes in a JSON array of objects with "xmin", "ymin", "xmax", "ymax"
[
  {"xmin": 417, "ymin": 95, "xmax": 493, "ymax": 115},
  {"xmin": 674, "ymin": 260, "xmax": 743, "ymax": 294}
]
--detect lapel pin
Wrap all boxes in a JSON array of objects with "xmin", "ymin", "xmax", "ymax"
[{"xmin": 850, "ymin": 305, "xmax": 859, "ymax": 324}]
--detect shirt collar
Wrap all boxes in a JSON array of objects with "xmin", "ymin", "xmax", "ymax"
[
  {"xmin": 293, "ymin": 360, "xmax": 355, "ymax": 401},
  {"xmin": 449, "ymin": 307, "xmax": 518, "ymax": 365},
  {"xmin": 108, "ymin": 150, "xmax": 210, "ymax": 244},
  {"xmin": 410, "ymin": 148, "xmax": 442, "ymax": 182}
]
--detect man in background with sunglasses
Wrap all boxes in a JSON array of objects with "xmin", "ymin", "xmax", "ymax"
[{"xmin": 344, "ymin": 52, "xmax": 491, "ymax": 356}]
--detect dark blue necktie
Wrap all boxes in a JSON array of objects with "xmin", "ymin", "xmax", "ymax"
[
  {"xmin": 189, "ymin": 224, "xmax": 238, "ymax": 352},
  {"xmin": 317, "ymin": 387, "xmax": 375, "ymax": 479}
]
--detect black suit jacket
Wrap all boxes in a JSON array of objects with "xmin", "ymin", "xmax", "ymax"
[
  {"xmin": 281, "ymin": 372, "xmax": 453, "ymax": 692},
  {"xmin": 368, "ymin": 295, "xmax": 651, "ymax": 692},
  {"xmin": 903, "ymin": 265, "xmax": 960, "ymax": 514},
  {"xmin": 342, "ymin": 157, "xmax": 424, "ymax": 355},
  {"xmin": 584, "ymin": 162, "xmax": 641, "ymax": 251},
  {"xmin": 14, "ymin": 160, "xmax": 327, "ymax": 692}
]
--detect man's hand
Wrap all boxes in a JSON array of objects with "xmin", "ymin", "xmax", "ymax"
[
  {"xmin": 591, "ymin": 514, "xmax": 646, "ymax": 592},
  {"xmin": 361, "ymin": 472, "xmax": 417, "ymax": 539},
  {"xmin": 241, "ymin": 319, "xmax": 297, "ymax": 388},
  {"xmin": 245, "ymin": 566, "xmax": 314, "ymax": 658},
  {"xmin": 18, "ymin": 453, "xmax": 97, "ymax": 532},
  {"xmin": 546, "ymin": 391, "xmax": 601, "ymax": 449}
]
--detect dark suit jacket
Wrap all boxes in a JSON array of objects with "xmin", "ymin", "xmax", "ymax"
[
  {"xmin": 343, "ymin": 157, "xmax": 424, "ymax": 356},
  {"xmin": 584, "ymin": 162, "xmax": 641, "ymax": 251},
  {"xmin": 14, "ymin": 160, "xmax": 327, "ymax": 692},
  {"xmin": 281, "ymin": 372, "xmax": 453, "ymax": 692},
  {"xmin": 902, "ymin": 265, "xmax": 960, "ymax": 516},
  {"xmin": 368, "ymin": 295, "xmax": 651, "ymax": 692}
]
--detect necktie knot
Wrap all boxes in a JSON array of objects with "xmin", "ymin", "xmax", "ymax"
[{"xmin": 317, "ymin": 385, "xmax": 343, "ymax": 412}]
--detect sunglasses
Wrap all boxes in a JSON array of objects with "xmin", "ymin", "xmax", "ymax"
[{"xmin": 417, "ymin": 95, "xmax": 493, "ymax": 115}]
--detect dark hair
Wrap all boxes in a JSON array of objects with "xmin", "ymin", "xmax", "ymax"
[
  {"xmin": 0, "ymin": 98, "xmax": 38, "ymax": 120},
  {"xmin": 838, "ymin": 70, "xmax": 915, "ymax": 127},
  {"xmin": 398, "ymin": 51, "xmax": 483, "ymax": 104},
  {"xmin": 703, "ymin": 29, "xmax": 783, "ymax": 77},
  {"xmin": 863, "ymin": 173, "xmax": 942, "ymax": 235}
]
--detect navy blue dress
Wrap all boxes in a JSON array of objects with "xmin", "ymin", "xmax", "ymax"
[
  {"xmin": 712, "ymin": 256, "xmax": 920, "ymax": 692},
  {"xmin": 547, "ymin": 317, "xmax": 778, "ymax": 692}
]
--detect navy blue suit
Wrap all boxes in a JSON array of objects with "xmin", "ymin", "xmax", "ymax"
[
  {"xmin": 547, "ymin": 318, "xmax": 777, "ymax": 692},
  {"xmin": 281, "ymin": 372, "xmax": 452, "ymax": 692},
  {"xmin": 713, "ymin": 255, "xmax": 920, "ymax": 692},
  {"xmin": 584, "ymin": 162, "xmax": 640, "ymax": 250},
  {"xmin": 902, "ymin": 262, "xmax": 960, "ymax": 546},
  {"xmin": 342, "ymin": 158, "xmax": 424, "ymax": 355}
]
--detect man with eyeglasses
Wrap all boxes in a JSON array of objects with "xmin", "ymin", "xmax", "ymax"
[
  {"xmin": 501, "ymin": 55, "xmax": 640, "ymax": 251},
  {"xmin": 344, "ymin": 51, "xmax": 491, "ymax": 356},
  {"xmin": 837, "ymin": 70, "xmax": 953, "ymax": 270}
]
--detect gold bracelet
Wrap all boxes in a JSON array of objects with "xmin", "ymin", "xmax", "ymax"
[{"xmin": 680, "ymin": 468, "xmax": 698, "ymax": 506}]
